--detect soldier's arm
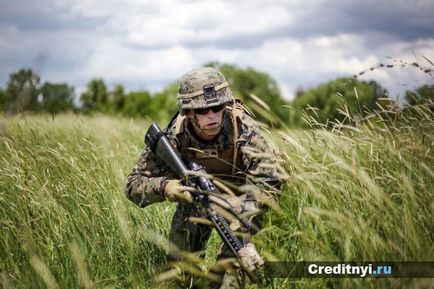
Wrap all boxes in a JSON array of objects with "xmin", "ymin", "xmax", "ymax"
[
  {"xmin": 239, "ymin": 115, "xmax": 283, "ymax": 202},
  {"xmin": 125, "ymin": 120, "xmax": 182, "ymax": 207},
  {"xmin": 125, "ymin": 148, "xmax": 175, "ymax": 208}
]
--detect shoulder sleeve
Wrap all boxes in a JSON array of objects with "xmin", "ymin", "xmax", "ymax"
[
  {"xmin": 125, "ymin": 122, "xmax": 179, "ymax": 208},
  {"xmin": 238, "ymin": 114, "xmax": 283, "ymax": 198}
]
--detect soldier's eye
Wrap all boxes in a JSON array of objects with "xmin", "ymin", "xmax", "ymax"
[
  {"xmin": 193, "ymin": 104, "xmax": 226, "ymax": 115},
  {"xmin": 194, "ymin": 107, "xmax": 210, "ymax": 114},
  {"xmin": 210, "ymin": 104, "xmax": 226, "ymax": 112}
]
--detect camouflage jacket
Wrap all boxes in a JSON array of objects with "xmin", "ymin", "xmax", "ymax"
[{"xmin": 125, "ymin": 105, "xmax": 282, "ymax": 208}]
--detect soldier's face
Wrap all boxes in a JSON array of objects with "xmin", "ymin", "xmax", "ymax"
[{"xmin": 190, "ymin": 107, "xmax": 224, "ymax": 139}]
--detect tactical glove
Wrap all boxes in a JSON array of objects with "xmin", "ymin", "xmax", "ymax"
[
  {"xmin": 163, "ymin": 179, "xmax": 193, "ymax": 203},
  {"xmin": 238, "ymin": 243, "xmax": 264, "ymax": 274}
]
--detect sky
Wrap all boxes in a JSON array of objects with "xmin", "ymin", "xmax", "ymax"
[{"xmin": 0, "ymin": 0, "xmax": 433, "ymax": 100}]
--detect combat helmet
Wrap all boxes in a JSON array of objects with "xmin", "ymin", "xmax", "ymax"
[{"xmin": 177, "ymin": 67, "xmax": 233, "ymax": 115}]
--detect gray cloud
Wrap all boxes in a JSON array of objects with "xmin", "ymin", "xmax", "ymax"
[
  {"xmin": 297, "ymin": 0, "xmax": 434, "ymax": 40},
  {"xmin": 120, "ymin": 0, "xmax": 434, "ymax": 50},
  {"xmin": 0, "ymin": 0, "xmax": 433, "ymax": 99},
  {"xmin": 0, "ymin": 1, "xmax": 108, "ymax": 32}
]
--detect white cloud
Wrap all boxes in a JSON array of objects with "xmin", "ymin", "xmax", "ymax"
[
  {"xmin": 81, "ymin": 43, "xmax": 196, "ymax": 89},
  {"xmin": 120, "ymin": 0, "xmax": 294, "ymax": 48},
  {"xmin": 1, "ymin": 0, "xmax": 433, "ymax": 102},
  {"xmin": 49, "ymin": 0, "xmax": 295, "ymax": 48},
  {"xmin": 222, "ymin": 34, "xmax": 434, "ymax": 99}
]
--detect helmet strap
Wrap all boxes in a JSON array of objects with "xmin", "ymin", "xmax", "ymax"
[{"xmin": 231, "ymin": 98, "xmax": 238, "ymax": 175}]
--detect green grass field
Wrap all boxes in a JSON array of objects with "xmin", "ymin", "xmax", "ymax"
[{"xmin": 0, "ymin": 107, "xmax": 433, "ymax": 288}]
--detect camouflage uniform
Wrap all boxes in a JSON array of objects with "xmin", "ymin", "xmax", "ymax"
[{"xmin": 125, "ymin": 68, "xmax": 281, "ymax": 289}]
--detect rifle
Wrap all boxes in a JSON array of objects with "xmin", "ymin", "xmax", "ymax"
[{"xmin": 145, "ymin": 122, "xmax": 266, "ymax": 286}]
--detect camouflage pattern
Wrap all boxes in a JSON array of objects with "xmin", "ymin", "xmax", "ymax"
[
  {"xmin": 125, "ymin": 138, "xmax": 178, "ymax": 208},
  {"xmin": 177, "ymin": 67, "xmax": 233, "ymax": 114},
  {"xmin": 125, "ymin": 103, "xmax": 282, "ymax": 288},
  {"xmin": 125, "ymin": 105, "xmax": 281, "ymax": 208}
]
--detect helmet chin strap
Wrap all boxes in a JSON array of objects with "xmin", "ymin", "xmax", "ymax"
[{"xmin": 190, "ymin": 117, "xmax": 222, "ymax": 140}]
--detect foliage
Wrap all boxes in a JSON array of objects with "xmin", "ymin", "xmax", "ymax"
[
  {"xmin": 4, "ymin": 66, "xmax": 434, "ymax": 131},
  {"xmin": 1, "ymin": 68, "xmax": 75, "ymax": 115},
  {"xmin": 109, "ymin": 84, "xmax": 126, "ymax": 113},
  {"xmin": 405, "ymin": 84, "xmax": 434, "ymax": 106},
  {"xmin": 80, "ymin": 79, "xmax": 108, "ymax": 112},
  {"xmin": 207, "ymin": 62, "xmax": 290, "ymax": 126},
  {"xmin": 0, "ymin": 106, "xmax": 433, "ymax": 288},
  {"xmin": 4, "ymin": 68, "xmax": 40, "ymax": 113},
  {"xmin": 40, "ymin": 82, "xmax": 74, "ymax": 117},
  {"xmin": 0, "ymin": 114, "xmax": 169, "ymax": 288},
  {"xmin": 292, "ymin": 77, "xmax": 388, "ymax": 127},
  {"xmin": 263, "ymin": 104, "xmax": 433, "ymax": 288},
  {"xmin": 122, "ymin": 90, "xmax": 152, "ymax": 117},
  {"xmin": 78, "ymin": 79, "xmax": 177, "ymax": 122},
  {"xmin": 0, "ymin": 88, "xmax": 6, "ymax": 111},
  {"xmin": 147, "ymin": 82, "xmax": 178, "ymax": 123}
]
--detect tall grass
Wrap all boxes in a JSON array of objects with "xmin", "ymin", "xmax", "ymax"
[
  {"xmin": 0, "ymin": 106, "xmax": 433, "ymax": 288},
  {"xmin": 259, "ymin": 105, "xmax": 434, "ymax": 288},
  {"xmin": 0, "ymin": 114, "xmax": 173, "ymax": 288}
]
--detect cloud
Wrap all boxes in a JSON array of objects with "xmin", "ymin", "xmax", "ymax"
[
  {"xmin": 0, "ymin": 0, "xmax": 433, "ymax": 101},
  {"xmin": 81, "ymin": 42, "xmax": 196, "ymax": 90},
  {"xmin": 228, "ymin": 34, "xmax": 433, "ymax": 99},
  {"xmin": 119, "ymin": 0, "xmax": 295, "ymax": 50},
  {"xmin": 291, "ymin": 0, "xmax": 434, "ymax": 41}
]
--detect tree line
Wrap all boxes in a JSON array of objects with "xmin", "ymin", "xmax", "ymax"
[{"xmin": 1, "ymin": 64, "xmax": 432, "ymax": 126}]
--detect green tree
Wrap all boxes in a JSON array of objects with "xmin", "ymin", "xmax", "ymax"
[
  {"xmin": 148, "ymin": 82, "xmax": 178, "ymax": 122},
  {"xmin": 80, "ymin": 79, "xmax": 108, "ymax": 112},
  {"xmin": 5, "ymin": 68, "xmax": 40, "ymax": 113},
  {"xmin": 0, "ymin": 88, "xmax": 6, "ymax": 111},
  {"xmin": 206, "ymin": 62, "xmax": 290, "ymax": 126},
  {"xmin": 405, "ymin": 84, "xmax": 434, "ymax": 106},
  {"xmin": 40, "ymin": 82, "xmax": 74, "ymax": 119},
  {"xmin": 108, "ymin": 84, "xmax": 126, "ymax": 113},
  {"xmin": 122, "ymin": 91, "xmax": 152, "ymax": 117},
  {"xmin": 292, "ymin": 78, "xmax": 388, "ymax": 127}
]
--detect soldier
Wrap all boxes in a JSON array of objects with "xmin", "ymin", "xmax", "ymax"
[{"xmin": 125, "ymin": 67, "xmax": 282, "ymax": 289}]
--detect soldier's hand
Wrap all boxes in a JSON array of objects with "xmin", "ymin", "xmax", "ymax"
[
  {"xmin": 163, "ymin": 179, "xmax": 193, "ymax": 203},
  {"xmin": 238, "ymin": 243, "xmax": 264, "ymax": 273}
]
